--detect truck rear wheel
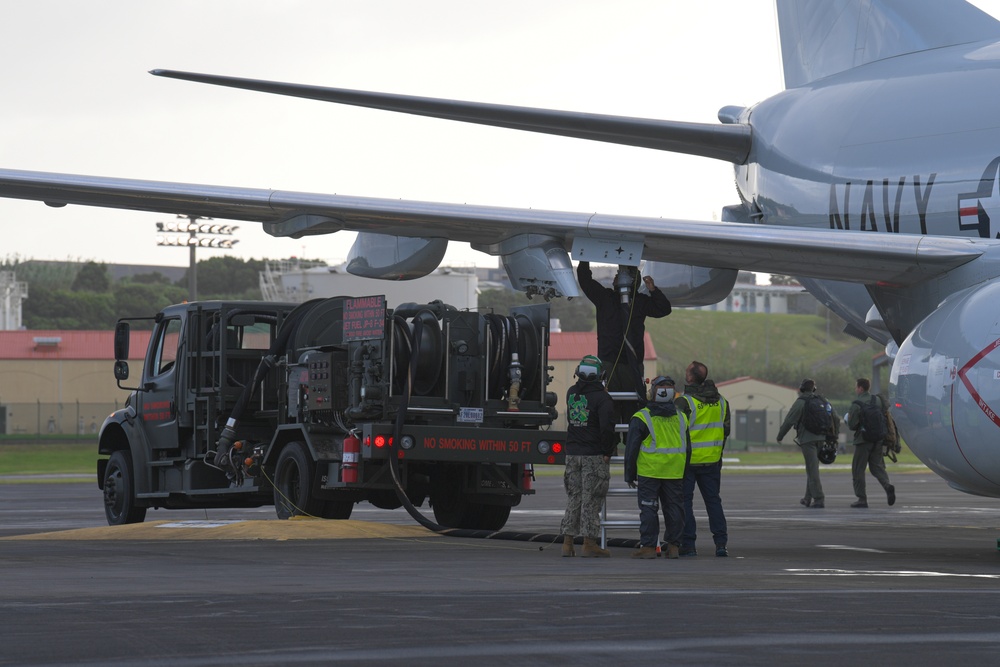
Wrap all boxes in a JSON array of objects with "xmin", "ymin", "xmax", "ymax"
[
  {"xmin": 430, "ymin": 465, "xmax": 513, "ymax": 530},
  {"xmin": 273, "ymin": 442, "xmax": 324, "ymax": 519},
  {"xmin": 472, "ymin": 503, "xmax": 511, "ymax": 531},
  {"xmin": 429, "ymin": 465, "xmax": 471, "ymax": 528},
  {"xmin": 320, "ymin": 500, "xmax": 354, "ymax": 519},
  {"xmin": 103, "ymin": 450, "xmax": 146, "ymax": 525}
]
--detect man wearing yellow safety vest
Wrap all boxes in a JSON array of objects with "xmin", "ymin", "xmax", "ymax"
[
  {"xmin": 676, "ymin": 361, "xmax": 731, "ymax": 557},
  {"xmin": 624, "ymin": 375, "xmax": 691, "ymax": 559}
]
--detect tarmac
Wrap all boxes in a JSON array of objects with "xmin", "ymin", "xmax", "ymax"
[{"xmin": 1, "ymin": 467, "xmax": 999, "ymax": 666}]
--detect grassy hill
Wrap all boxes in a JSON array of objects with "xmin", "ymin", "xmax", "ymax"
[{"xmin": 643, "ymin": 308, "xmax": 883, "ymax": 404}]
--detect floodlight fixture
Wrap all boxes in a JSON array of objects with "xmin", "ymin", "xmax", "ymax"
[{"xmin": 154, "ymin": 214, "xmax": 240, "ymax": 300}]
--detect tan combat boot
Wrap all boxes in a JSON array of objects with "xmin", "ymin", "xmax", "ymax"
[
  {"xmin": 581, "ymin": 537, "xmax": 611, "ymax": 558},
  {"xmin": 631, "ymin": 546, "xmax": 657, "ymax": 559},
  {"xmin": 562, "ymin": 535, "xmax": 576, "ymax": 558},
  {"xmin": 666, "ymin": 544, "xmax": 680, "ymax": 559}
]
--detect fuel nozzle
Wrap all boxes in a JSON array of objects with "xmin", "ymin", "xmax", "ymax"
[
  {"xmin": 213, "ymin": 418, "xmax": 238, "ymax": 468},
  {"xmin": 507, "ymin": 352, "xmax": 522, "ymax": 411},
  {"xmin": 614, "ymin": 266, "xmax": 637, "ymax": 304}
]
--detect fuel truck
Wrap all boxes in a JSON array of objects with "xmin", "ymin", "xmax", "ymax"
[{"xmin": 98, "ymin": 295, "xmax": 565, "ymax": 529}]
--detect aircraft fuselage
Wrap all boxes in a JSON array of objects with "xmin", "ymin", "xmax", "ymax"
[
  {"xmin": 735, "ymin": 38, "xmax": 1000, "ymax": 344},
  {"xmin": 732, "ymin": 38, "xmax": 1000, "ymax": 496}
]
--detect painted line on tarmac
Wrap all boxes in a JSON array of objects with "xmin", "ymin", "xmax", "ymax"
[
  {"xmin": 817, "ymin": 544, "xmax": 889, "ymax": 553},
  {"xmin": 785, "ymin": 569, "xmax": 1000, "ymax": 578}
]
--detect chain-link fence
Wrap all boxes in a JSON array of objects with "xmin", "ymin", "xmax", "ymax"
[{"xmin": 0, "ymin": 401, "xmax": 124, "ymax": 437}]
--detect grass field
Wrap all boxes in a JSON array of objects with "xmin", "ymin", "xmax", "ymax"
[
  {"xmin": 0, "ymin": 443, "xmax": 95, "ymax": 479},
  {"xmin": 0, "ymin": 442, "xmax": 927, "ymax": 482}
]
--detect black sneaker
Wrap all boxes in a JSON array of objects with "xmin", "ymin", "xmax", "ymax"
[
  {"xmin": 850, "ymin": 500, "xmax": 868, "ymax": 508},
  {"xmin": 886, "ymin": 485, "xmax": 896, "ymax": 506},
  {"xmin": 678, "ymin": 547, "xmax": 698, "ymax": 557},
  {"xmin": 810, "ymin": 502, "xmax": 825, "ymax": 508},
  {"xmin": 800, "ymin": 498, "xmax": 811, "ymax": 507},
  {"xmin": 715, "ymin": 546, "xmax": 728, "ymax": 557}
]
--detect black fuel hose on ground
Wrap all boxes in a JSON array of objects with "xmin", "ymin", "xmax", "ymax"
[{"xmin": 386, "ymin": 313, "xmax": 641, "ymax": 550}]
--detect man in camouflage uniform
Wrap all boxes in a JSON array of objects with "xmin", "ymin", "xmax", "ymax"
[{"xmin": 561, "ymin": 355, "xmax": 617, "ymax": 558}]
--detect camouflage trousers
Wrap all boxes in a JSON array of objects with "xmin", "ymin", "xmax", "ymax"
[{"xmin": 560, "ymin": 454, "xmax": 610, "ymax": 539}]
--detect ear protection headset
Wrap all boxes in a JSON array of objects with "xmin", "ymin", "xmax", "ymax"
[{"xmin": 575, "ymin": 355, "xmax": 604, "ymax": 382}]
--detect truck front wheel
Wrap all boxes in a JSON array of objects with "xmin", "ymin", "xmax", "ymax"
[
  {"xmin": 103, "ymin": 450, "xmax": 146, "ymax": 525},
  {"xmin": 273, "ymin": 442, "xmax": 324, "ymax": 519}
]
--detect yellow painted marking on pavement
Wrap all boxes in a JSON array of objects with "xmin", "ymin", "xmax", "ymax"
[
  {"xmin": 2, "ymin": 518, "xmax": 437, "ymax": 541},
  {"xmin": 785, "ymin": 569, "xmax": 1000, "ymax": 578}
]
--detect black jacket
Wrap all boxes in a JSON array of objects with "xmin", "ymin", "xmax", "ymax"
[
  {"xmin": 577, "ymin": 262, "xmax": 671, "ymax": 369},
  {"xmin": 565, "ymin": 380, "xmax": 617, "ymax": 457}
]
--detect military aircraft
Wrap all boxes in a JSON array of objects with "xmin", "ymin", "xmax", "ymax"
[{"xmin": 2, "ymin": 0, "xmax": 1000, "ymax": 497}]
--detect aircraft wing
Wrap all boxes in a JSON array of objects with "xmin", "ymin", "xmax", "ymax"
[
  {"xmin": 0, "ymin": 167, "xmax": 986, "ymax": 288},
  {"xmin": 150, "ymin": 70, "xmax": 752, "ymax": 164}
]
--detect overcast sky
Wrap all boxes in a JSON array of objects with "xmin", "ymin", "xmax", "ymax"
[{"xmin": 2, "ymin": 1, "xmax": 1000, "ymax": 270}]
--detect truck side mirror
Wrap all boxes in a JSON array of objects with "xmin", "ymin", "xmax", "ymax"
[
  {"xmin": 114, "ymin": 321, "xmax": 130, "ymax": 361},
  {"xmin": 114, "ymin": 360, "xmax": 130, "ymax": 381}
]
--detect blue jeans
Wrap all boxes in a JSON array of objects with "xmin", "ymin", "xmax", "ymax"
[{"xmin": 682, "ymin": 460, "xmax": 728, "ymax": 550}]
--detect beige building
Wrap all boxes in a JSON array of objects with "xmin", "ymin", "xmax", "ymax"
[
  {"xmin": 715, "ymin": 376, "xmax": 799, "ymax": 447},
  {"xmin": 259, "ymin": 260, "xmax": 479, "ymax": 310},
  {"xmin": 0, "ymin": 330, "xmax": 147, "ymax": 435}
]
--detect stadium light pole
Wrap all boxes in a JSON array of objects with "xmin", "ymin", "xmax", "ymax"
[{"xmin": 155, "ymin": 215, "xmax": 239, "ymax": 300}]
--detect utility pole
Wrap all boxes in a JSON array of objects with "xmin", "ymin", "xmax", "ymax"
[{"xmin": 156, "ymin": 215, "xmax": 239, "ymax": 301}]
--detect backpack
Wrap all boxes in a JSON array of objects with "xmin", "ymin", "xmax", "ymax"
[
  {"xmin": 801, "ymin": 394, "xmax": 832, "ymax": 435},
  {"xmin": 853, "ymin": 395, "xmax": 888, "ymax": 444}
]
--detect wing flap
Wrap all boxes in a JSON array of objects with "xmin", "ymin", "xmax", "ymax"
[{"xmin": 0, "ymin": 167, "xmax": 986, "ymax": 287}]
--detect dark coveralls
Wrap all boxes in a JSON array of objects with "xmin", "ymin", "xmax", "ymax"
[{"xmin": 576, "ymin": 261, "xmax": 672, "ymax": 406}]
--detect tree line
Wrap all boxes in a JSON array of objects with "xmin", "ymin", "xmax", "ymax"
[{"xmin": 5, "ymin": 256, "xmax": 267, "ymax": 330}]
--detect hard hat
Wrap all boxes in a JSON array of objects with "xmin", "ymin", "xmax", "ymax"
[{"xmin": 817, "ymin": 441, "xmax": 838, "ymax": 465}]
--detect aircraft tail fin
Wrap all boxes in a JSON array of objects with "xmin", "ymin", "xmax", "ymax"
[{"xmin": 776, "ymin": 0, "xmax": 1000, "ymax": 88}]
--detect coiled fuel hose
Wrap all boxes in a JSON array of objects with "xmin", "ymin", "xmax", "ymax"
[{"xmin": 387, "ymin": 314, "xmax": 642, "ymax": 550}]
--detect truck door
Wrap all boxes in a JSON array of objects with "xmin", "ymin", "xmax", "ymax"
[{"xmin": 138, "ymin": 315, "xmax": 183, "ymax": 450}]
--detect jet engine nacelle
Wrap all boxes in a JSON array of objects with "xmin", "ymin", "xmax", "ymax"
[
  {"xmin": 644, "ymin": 262, "xmax": 737, "ymax": 307},
  {"xmin": 891, "ymin": 280, "xmax": 1000, "ymax": 497},
  {"xmin": 345, "ymin": 232, "xmax": 448, "ymax": 280}
]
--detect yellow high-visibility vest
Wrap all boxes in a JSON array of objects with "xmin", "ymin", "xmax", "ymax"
[
  {"xmin": 682, "ymin": 395, "xmax": 728, "ymax": 464},
  {"xmin": 634, "ymin": 408, "xmax": 688, "ymax": 479}
]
